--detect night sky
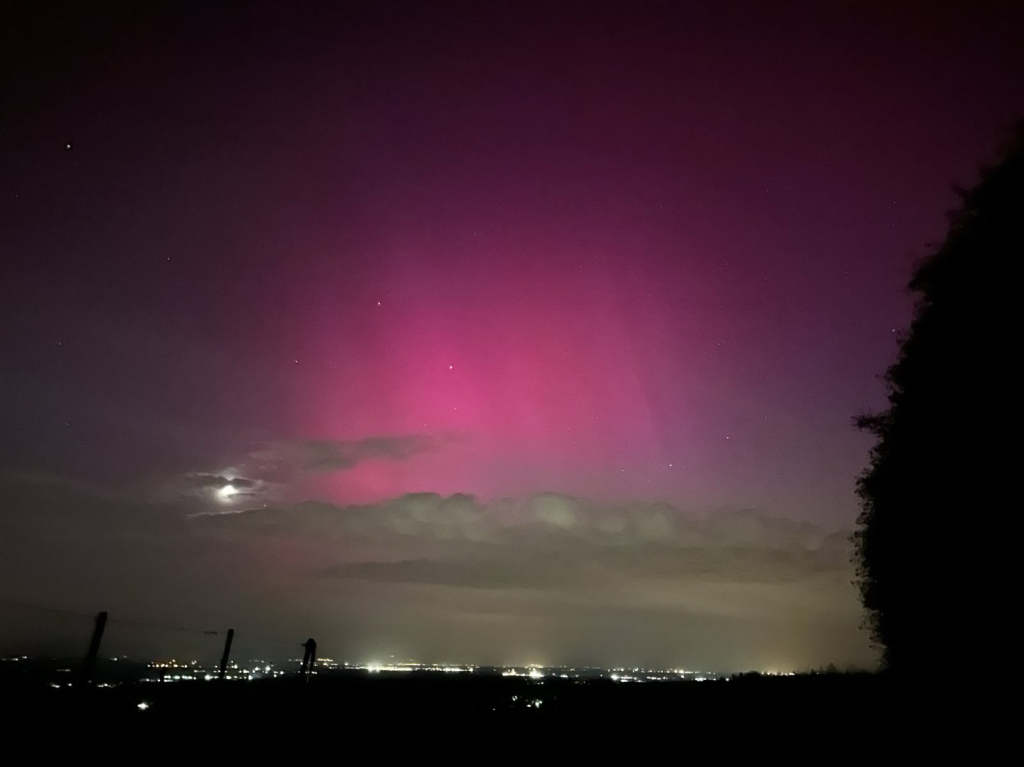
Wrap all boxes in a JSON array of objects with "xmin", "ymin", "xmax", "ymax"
[{"xmin": 2, "ymin": 1, "xmax": 1021, "ymax": 671}]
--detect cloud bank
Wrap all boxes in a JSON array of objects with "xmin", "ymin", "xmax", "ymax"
[
  {"xmin": 0, "ymin": 460, "xmax": 874, "ymax": 672},
  {"xmin": 189, "ymin": 492, "xmax": 873, "ymax": 671}
]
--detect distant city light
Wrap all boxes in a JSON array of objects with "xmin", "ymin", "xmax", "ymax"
[{"xmin": 15, "ymin": 653, "xmax": 745, "ymax": 689}]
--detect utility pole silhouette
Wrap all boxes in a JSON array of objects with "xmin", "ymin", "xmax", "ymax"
[
  {"xmin": 300, "ymin": 638, "xmax": 317, "ymax": 682},
  {"xmin": 218, "ymin": 628, "xmax": 234, "ymax": 680},
  {"xmin": 83, "ymin": 610, "xmax": 107, "ymax": 682}
]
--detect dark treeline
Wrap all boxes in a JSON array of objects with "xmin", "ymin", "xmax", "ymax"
[{"xmin": 856, "ymin": 123, "xmax": 1021, "ymax": 676}]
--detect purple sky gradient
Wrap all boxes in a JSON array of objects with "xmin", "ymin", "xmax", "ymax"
[{"xmin": 1, "ymin": 1, "xmax": 1020, "ymax": 668}]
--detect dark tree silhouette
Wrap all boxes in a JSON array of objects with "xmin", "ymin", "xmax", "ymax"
[{"xmin": 856, "ymin": 123, "xmax": 1022, "ymax": 675}]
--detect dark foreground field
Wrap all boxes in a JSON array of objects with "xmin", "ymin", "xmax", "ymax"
[{"xmin": 0, "ymin": 669, "xmax": 971, "ymax": 758}]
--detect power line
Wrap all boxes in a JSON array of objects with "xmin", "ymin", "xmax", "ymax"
[
  {"xmin": 105, "ymin": 615, "xmax": 221, "ymax": 636},
  {"xmin": 0, "ymin": 596, "xmax": 93, "ymax": 620},
  {"xmin": 0, "ymin": 596, "xmax": 305, "ymax": 648},
  {"xmin": 238, "ymin": 634, "xmax": 304, "ymax": 647}
]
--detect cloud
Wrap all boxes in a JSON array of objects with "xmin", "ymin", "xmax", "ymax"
[
  {"xmin": 0, "ymin": 469, "xmax": 113, "ymax": 499},
  {"xmin": 192, "ymin": 492, "xmax": 855, "ymax": 590},
  {"xmin": 250, "ymin": 433, "xmax": 462, "ymax": 473},
  {"xmin": 187, "ymin": 492, "xmax": 872, "ymax": 670},
  {"xmin": 296, "ymin": 436, "xmax": 437, "ymax": 471},
  {"xmin": 167, "ymin": 471, "xmax": 272, "ymax": 507},
  {"xmin": 188, "ymin": 473, "xmax": 258, "ymax": 490},
  {"xmin": 1, "ymin": 471, "xmax": 873, "ymax": 670},
  {"xmin": 144, "ymin": 433, "xmax": 462, "ymax": 516}
]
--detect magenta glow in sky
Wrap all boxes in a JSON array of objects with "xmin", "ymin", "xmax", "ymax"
[{"xmin": 268, "ymin": 1, "xmax": 1022, "ymax": 521}]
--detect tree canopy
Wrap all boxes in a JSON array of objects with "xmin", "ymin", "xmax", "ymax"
[{"xmin": 856, "ymin": 123, "xmax": 1022, "ymax": 674}]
